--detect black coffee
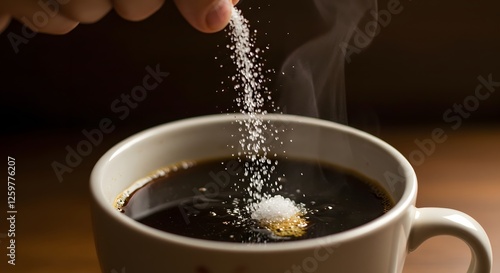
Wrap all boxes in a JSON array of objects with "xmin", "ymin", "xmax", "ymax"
[{"xmin": 118, "ymin": 157, "xmax": 394, "ymax": 243}]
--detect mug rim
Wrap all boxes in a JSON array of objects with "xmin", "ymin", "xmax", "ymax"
[{"xmin": 90, "ymin": 113, "xmax": 417, "ymax": 252}]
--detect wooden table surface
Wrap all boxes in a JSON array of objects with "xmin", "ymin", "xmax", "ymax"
[{"xmin": 1, "ymin": 123, "xmax": 499, "ymax": 273}]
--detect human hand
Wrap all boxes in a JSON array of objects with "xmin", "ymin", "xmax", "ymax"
[{"xmin": 0, "ymin": 0, "xmax": 238, "ymax": 34}]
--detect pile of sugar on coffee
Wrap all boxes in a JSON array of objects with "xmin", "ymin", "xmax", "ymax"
[
  {"xmin": 227, "ymin": 7, "xmax": 308, "ymax": 238},
  {"xmin": 251, "ymin": 195, "xmax": 308, "ymax": 237}
]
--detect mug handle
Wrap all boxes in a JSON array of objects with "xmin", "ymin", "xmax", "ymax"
[{"xmin": 409, "ymin": 208, "xmax": 493, "ymax": 273}]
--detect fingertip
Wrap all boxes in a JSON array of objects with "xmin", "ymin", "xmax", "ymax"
[
  {"xmin": 16, "ymin": 15, "xmax": 79, "ymax": 35},
  {"xmin": 36, "ymin": 21, "xmax": 80, "ymax": 35},
  {"xmin": 205, "ymin": 0, "xmax": 232, "ymax": 33},
  {"xmin": 61, "ymin": 0, "xmax": 112, "ymax": 24},
  {"xmin": 49, "ymin": 21, "xmax": 80, "ymax": 35},
  {"xmin": 113, "ymin": 0, "xmax": 165, "ymax": 22},
  {"xmin": 174, "ymin": 0, "xmax": 233, "ymax": 33}
]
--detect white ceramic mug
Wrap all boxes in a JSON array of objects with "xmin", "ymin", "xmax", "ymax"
[{"xmin": 90, "ymin": 114, "xmax": 492, "ymax": 273}]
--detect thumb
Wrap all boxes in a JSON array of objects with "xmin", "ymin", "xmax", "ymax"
[{"xmin": 174, "ymin": 0, "xmax": 236, "ymax": 33}]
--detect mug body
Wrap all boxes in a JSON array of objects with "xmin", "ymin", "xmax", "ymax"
[{"xmin": 90, "ymin": 114, "xmax": 417, "ymax": 273}]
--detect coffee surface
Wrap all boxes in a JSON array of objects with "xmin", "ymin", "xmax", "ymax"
[{"xmin": 119, "ymin": 157, "xmax": 394, "ymax": 243}]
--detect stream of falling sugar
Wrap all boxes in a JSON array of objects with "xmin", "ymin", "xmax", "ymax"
[
  {"xmin": 226, "ymin": 7, "xmax": 307, "ymax": 233},
  {"xmin": 228, "ymin": 7, "xmax": 276, "ymax": 201}
]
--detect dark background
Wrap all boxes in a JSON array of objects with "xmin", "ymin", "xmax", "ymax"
[{"xmin": 1, "ymin": 0, "xmax": 499, "ymax": 136}]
